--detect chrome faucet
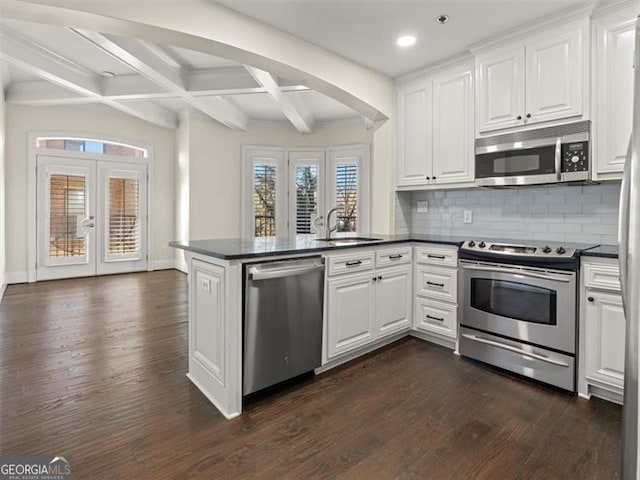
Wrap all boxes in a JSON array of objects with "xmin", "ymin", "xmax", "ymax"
[{"xmin": 324, "ymin": 207, "xmax": 340, "ymax": 240}]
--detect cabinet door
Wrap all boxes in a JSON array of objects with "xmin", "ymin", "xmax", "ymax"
[
  {"xmin": 585, "ymin": 291, "xmax": 626, "ymax": 390},
  {"xmin": 594, "ymin": 11, "xmax": 636, "ymax": 178},
  {"xmin": 476, "ymin": 46, "xmax": 525, "ymax": 133},
  {"xmin": 432, "ymin": 66, "xmax": 475, "ymax": 184},
  {"xmin": 326, "ymin": 272, "xmax": 376, "ymax": 359},
  {"xmin": 396, "ymin": 80, "xmax": 433, "ymax": 186},
  {"xmin": 525, "ymin": 25, "xmax": 585, "ymax": 124},
  {"xmin": 376, "ymin": 266, "xmax": 412, "ymax": 337}
]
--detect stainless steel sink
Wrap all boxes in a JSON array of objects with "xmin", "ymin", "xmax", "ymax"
[{"xmin": 315, "ymin": 237, "xmax": 383, "ymax": 246}]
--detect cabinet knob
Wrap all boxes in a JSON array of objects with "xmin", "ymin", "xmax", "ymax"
[
  {"xmin": 526, "ymin": 113, "xmax": 532, "ymax": 118},
  {"xmin": 517, "ymin": 115, "xmax": 522, "ymax": 120},
  {"xmin": 587, "ymin": 297, "xmax": 594, "ymax": 302},
  {"xmin": 372, "ymin": 277, "xmax": 377, "ymax": 282},
  {"xmin": 432, "ymin": 176, "xmax": 437, "ymax": 181},
  {"xmin": 426, "ymin": 176, "xmax": 430, "ymax": 180},
  {"xmin": 378, "ymin": 275, "xmax": 382, "ymax": 280}
]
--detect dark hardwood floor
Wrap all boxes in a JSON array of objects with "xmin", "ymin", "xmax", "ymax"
[{"xmin": 0, "ymin": 270, "xmax": 621, "ymax": 479}]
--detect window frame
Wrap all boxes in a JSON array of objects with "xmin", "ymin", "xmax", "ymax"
[{"xmin": 242, "ymin": 144, "xmax": 370, "ymax": 238}]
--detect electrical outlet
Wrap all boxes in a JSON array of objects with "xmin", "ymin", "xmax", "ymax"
[
  {"xmin": 417, "ymin": 201, "xmax": 429, "ymax": 213},
  {"xmin": 463, "ymin": 210, "xmax": 472, "ymax": 223}
]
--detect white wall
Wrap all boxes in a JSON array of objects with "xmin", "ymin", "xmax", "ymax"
[
  {"xmin": 183, "ymin": 112, "xmax": 374, "ymax": 241},
  {"xmin": 0, "ymin": 87, "xmax": 6, "ymax": 297},
  {"xmin": 5, "ymin": 103, "xmax": 176, "ymax": 280}
]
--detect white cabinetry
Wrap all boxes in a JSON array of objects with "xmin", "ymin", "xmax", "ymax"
[
  {"xmin": 580, "ymin": 257, "xmax": 626, "ymax": 404},
  {"xmin": 396, "ymin": 80, "xmax": 432, "ymax": 187},
  {"xmin": 475, "ymin": 18, "xmax": 589, "ymax": 134},
  {"xmin": 592, "ymin": 6, "xmax": 637, "ymax": 179},
  {"xmin": 396, "ymin": 60, "xmax": 475, "ymax": 189},
  {"xmin": 325, "ymin": 247, "xmax": 412, "ymax": 361},
  {"xmin": 412, "ymin": 244, "xmax": 459, "ymax": 345}
]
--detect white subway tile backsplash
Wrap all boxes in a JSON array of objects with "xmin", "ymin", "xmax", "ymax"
[{"xmin": 397, "ymin": 183, "xmax": 621, "ymax": 245}]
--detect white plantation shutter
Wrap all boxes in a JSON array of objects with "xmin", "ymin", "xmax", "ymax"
[
  {"xmin": 294, "ymin": 165, "xmax": 318, "ymax": 233},
  {"xmin": 48, "ymin": 174, "xmax": 87, "ymax": 259},
  {"xmin": 328, "ymin": 146, "xmax": 370, "ymax": 234},
  {"xmin": 253, "ymin": 164, "xmax": 277, "ymax": 237},
  {"xmin": 334, "ymin": 164, "xmax": 358, "ymax": 233},
  {"xmin": 108, "ymin": 177, "xmax": 140, "ymax": 254}
]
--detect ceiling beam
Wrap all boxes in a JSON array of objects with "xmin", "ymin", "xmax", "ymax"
[
  {"xmin": 0, "ymin": 27, "xmax": 178, "ymax": 129},
  {"xmin": 5, "ymin": 69, "xmax": 311, "ymax": 106},
  {"xmin": 0, "ymin": 28, "xmax": 101, "ymax": 97},
  {"xmin": 70, "ymin": 29, "xmax": 249, "ymax": 130},
  {"xmin": 245, "ymin": 66, "xmax": 315, "ymax": 134}
]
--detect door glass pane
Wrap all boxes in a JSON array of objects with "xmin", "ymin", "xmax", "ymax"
[
  {"xmin": 108, "ymin": 178, "xmax": 140, "ymax": 254},
  {"xmin": 295, "ymin": 165, "xmax": 318, "ymax": 234},
  {"xmin": 253, "ymin": 164, "xmax": 277, "ymax": 237},
  {"xmin": 48, "ymin": 175, "xmax": 86, "ymax": 258},
  {"xmin": 335, "ymin": 164, "xmax": 358, "ymax": 232},
  {"xmin": 470, "ymin": 278, "xmax": 557, "ymax": 325}
]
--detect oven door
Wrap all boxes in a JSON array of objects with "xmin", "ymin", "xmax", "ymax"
[
  {"xmin": 459, "ymin": 261, "xmax": 576, "ymax": 354},
  {"xmin": 475, "ymin": 138, "xmax": 561, "ymax": 187}
]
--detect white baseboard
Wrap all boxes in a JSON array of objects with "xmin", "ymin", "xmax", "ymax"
[
  {"xmin": 7, "ymin": 271, "xmax": 28, "ymax": 284},
  {"xmin": 152, "ymin": 259, "xmax": 176, "ymax": 270},
  {"xmin": 175, "ymin": 259, "xmax": 188, "ymax": 274}
]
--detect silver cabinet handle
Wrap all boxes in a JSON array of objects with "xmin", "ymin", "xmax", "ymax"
[
  {"xmin": 555, "ymin": 137, "xmax": 562, "ymax": 181},
  {"xmin": 249, "ymin": 264, "xmax": 324, "ymax": 281},
  {"xmin": 618, "ymin": 138, "xmax": 632, "ymax": 313},
  {"xmin": 85, "ymin": 223, "xmax": 95, "ymax": 228},
  {"xmin": 461, "ymin": 264, "xmax": 571, "ymax": 283},
  {"xmin": 461, "ymin": 334, "xmax": 570, "ymax": 367},
  {"xmin": 389, "ymin": 254, "xmax": 403, "ymax": 260}
]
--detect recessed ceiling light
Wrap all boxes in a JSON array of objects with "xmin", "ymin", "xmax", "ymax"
[
  {"xmin": 436, "ymin": 15, "xmax": 449, "ymax": 24},
  {"xmin": 100, "ymin": 71, "xmax": 115, "ymax": 78},
  {"xmin": 396, "ymin": 35, "xmax": 417, "ymax": 47}
]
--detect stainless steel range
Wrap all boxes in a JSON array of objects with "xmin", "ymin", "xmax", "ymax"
[{"xmin": 458, "ymin": 239, "xmax": 596, "ymax": 392}]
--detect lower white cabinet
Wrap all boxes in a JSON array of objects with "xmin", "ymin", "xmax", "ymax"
[
  {"xmin": 326, "ymin": 262, "xmax": 412, "ymax": 360},
  {"xmin": 326, "ymin": 272, "xmax": 376, "ymax": 359},
  {"xmin": 580, "ymin": 257, "xmax": 626, "ymax": 403},
  {"xmin": 584, "ymin": 290, "xmax": 626, "ymax": 394},
  {"xmin": 375, "ymin": 266, "xmax": 412, "ymax": 336},
  {"xmin": 414, "ymin": 297, "xmax": 457, "ymax": 338}
]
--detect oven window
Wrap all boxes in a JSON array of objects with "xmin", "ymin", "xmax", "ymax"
[
  {"xmin": 470, "ymin": 278, "xmax": 557, "ymax": 325},
  {"xmin": 476, "ymin": 145, "xmax": 556, "ymax": 178}
]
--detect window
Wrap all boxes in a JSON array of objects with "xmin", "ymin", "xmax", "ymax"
[
  {"xmin": 37, "ymin": 137, "xmax": 147, "ymax": 158},
  {"xmin": 243, "ymin": 145, "xmax": 369, "ymax": 238}
]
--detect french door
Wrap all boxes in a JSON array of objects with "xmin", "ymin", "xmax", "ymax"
[{"xmin": 36, "ymin": 155, "xmax": 148, "ymax": 280}]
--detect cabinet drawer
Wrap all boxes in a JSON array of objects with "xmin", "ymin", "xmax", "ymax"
[
  {"xmin": 415, "ymin": 245, "xmax": 458, "ymax": 267},
  {"xmin": 376, "ymin": 246, "xmax": 412, "ymax": 268},
  {"xmin": 414, "ymin": 297, "xmax": 457, "ymax": 338},
  {"xmin": 584, "ymin": 263, "xmax": 621, "ymax": 291},
  {"xmin": 327, "ymin": 251, "xmax": 375, "ymax": 277},
  {"xmin": 415, "ymin": 265, "xmax": 457, "ymax": 303}
]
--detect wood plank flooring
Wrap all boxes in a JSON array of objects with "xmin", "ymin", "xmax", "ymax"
[{"xmin": 0, "ymin": 270, "xmax": 622, "ymax": 479}]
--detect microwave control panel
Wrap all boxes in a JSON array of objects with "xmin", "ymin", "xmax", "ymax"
[{"xmin": 561, "ymin": 141, "xmax": 589, "ymax": 173}]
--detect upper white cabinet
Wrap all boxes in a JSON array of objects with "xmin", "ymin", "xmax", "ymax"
[
  {"xmin": 432, "ymin": 66, "xmax": 475, "ymax": 184},
  {"xmin": 475, "ymin": 18, "xmax": 589, "ymax": 134},
  {"xmin": 396, "ymin": 60, "xmax": 475, "ymax": 189},
  {"xmin": 476, "ymin": 47, "xmax": 525, "ymax": 132},
  {"xmin": 592, "ymin": 6, "xmax": 637, "ymax": 179},
  {"xmin": 396, "ymin": 80, "xmax": 432, "ymax": 187}
]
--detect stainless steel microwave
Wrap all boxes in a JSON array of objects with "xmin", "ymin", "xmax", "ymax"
[{"xmin": 475, "ymin": 121, "xmax": 591, "ymax": 187}]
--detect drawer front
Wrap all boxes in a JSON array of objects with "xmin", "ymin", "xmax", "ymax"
[
  {"xmin": 415, "ymin": 265, "xmax": 457, "ymax": 302},
  {"xmin": 584, "ymin": 263, "xmax": 621, "ymax": 292},
  {"xmin": 327, "ymin": 250, "xmax": 375, "ymax": 276},
  {"xmin": 376, "ymin": 246, "xmax": 412, "ymax": 269},
  {"xmin": 415, "ymin": 245, "xmax": 458, "ymax": 267},
  {"xmin": 414, "ymin": 297, "xmax": 457, "ymax": 338}
]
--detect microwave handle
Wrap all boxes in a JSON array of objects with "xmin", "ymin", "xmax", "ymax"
[{"xmin": 555, "ymin": 137, "xmax": 562, "ymax": 181}]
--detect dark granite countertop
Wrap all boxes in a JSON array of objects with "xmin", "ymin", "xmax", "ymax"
[
  {"xmin": 170, "ymin": 234, "xmax": 467, "ymax": 260},
  {"xmin": 581, "ymin": 245, "xmax": 619, "ymax": 259}
]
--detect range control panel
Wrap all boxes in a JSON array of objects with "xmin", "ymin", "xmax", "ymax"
[{"xmin": 561, "ymin": 141, "xmax": 589, "ymax": 173}]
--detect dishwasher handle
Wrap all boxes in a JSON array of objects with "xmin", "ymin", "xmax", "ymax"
[{"xmin": 248, "ymin": 263, "xmax": 325, "ymax": 281}]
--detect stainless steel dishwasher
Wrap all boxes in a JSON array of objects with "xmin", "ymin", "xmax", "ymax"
[{"xmin": 243, "ymin": 257, "xmax": 325, "ymax": 395}]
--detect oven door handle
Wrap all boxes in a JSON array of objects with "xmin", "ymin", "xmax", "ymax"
[
  {"xmin": 461, "ymin": 334, "xmax": 570, "ymax": 367},
  {"xmin": 461, "ymin": 264, "xmax": 572, "ymax": 283},
  {"xmin": 555, "ymin": 137, "xmax": 562, "ymax": 181}
]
